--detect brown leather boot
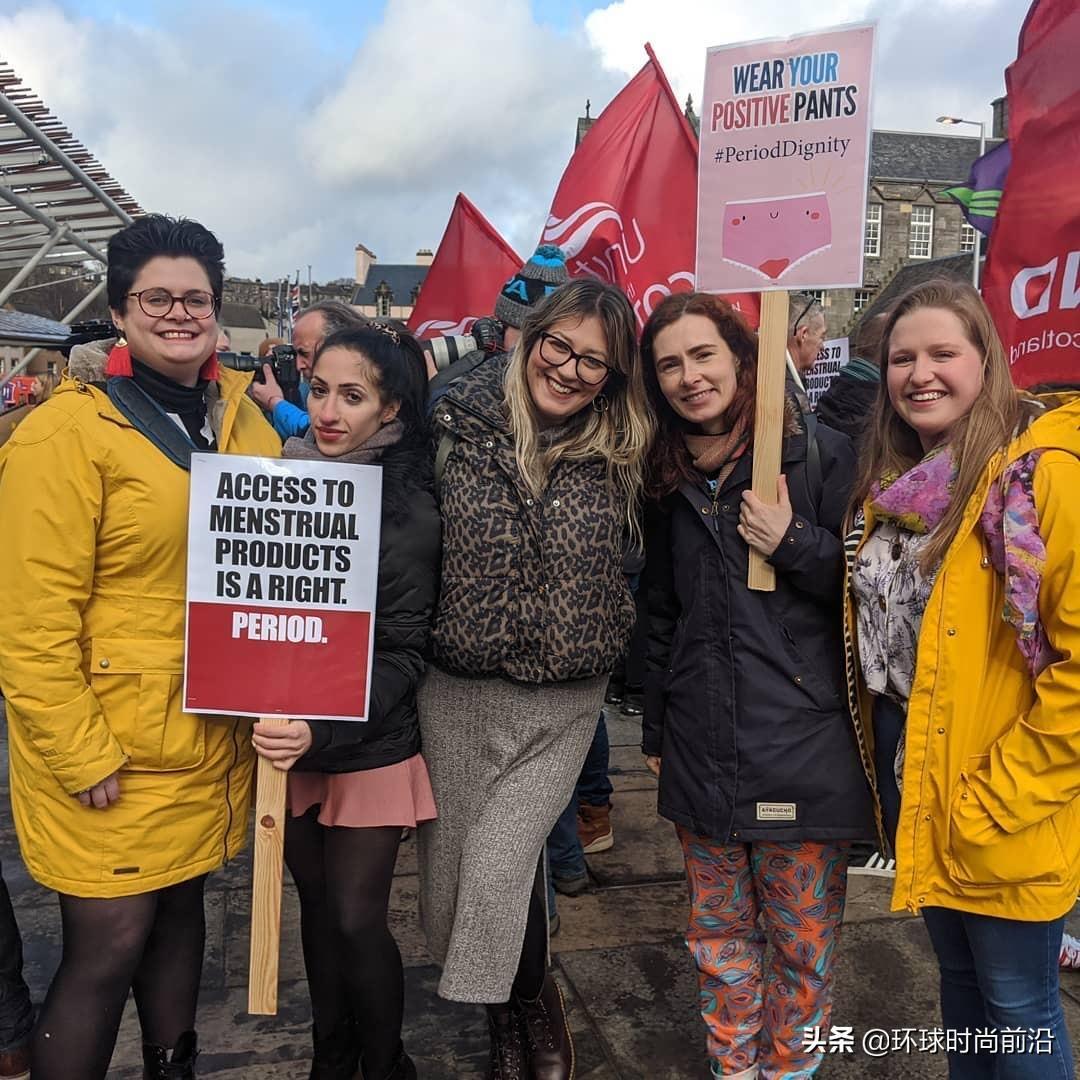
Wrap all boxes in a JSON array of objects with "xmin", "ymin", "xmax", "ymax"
[
  {"xmin": 576, "ymin": 802, "xmax": 613, "ymax": 854},
  {"xmin": 486, "ymin": 1003, "xmax": 527, "ymax": 1080},
  {"xmin": 0, "ymin": 1043, "xmax": 30, "ymax": 1080},
  {"xmin": 517, "ymin": 975, "xmax": 574, "ymax": 1080}
]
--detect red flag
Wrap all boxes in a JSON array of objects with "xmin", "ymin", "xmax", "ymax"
[
  {"xmin": 408, "ymin": 193, "xmax": 521, "ymax": 340},
  {"xmin": 541, "ymin": 45, "xmax": 759, "ymax": 331},
  {"xmin": 981, "ymin": 0, "xmax": 1080, "ymax": 386}
]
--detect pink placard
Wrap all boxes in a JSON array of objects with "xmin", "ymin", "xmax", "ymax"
[{"xmin": 696, "ymin": 24, "xmax": 876, "ymax": 293}]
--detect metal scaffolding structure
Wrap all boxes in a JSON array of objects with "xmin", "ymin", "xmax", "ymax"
[{"xmin": 0, "ymin": 60, "xmax": 142, "ymax": 377}]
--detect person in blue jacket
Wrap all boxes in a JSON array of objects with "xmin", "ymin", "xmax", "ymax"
[{"xmin": 249, "ymin": 299, "xmax": 363, "ymax": 437}]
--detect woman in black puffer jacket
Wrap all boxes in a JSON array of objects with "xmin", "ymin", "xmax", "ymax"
[
  {"xmin": 252, "ymin": 324, "xmax": 439, "ymax": 1080},
  {"xmin": 639, "ymin": 292, "xmax": 874, "ymax": 1080}
]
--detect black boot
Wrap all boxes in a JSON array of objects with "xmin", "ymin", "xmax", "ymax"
[
  {"xmin": 310, "ymin": 1017, "xmax": 361, "ymax": 1080},
  {"xmin": 142, "ymin": 1030, "xmax": 198, "ymax": 1080},
  {"xmin": 517, "ymin": 975, "xmax": 574, "ymax": 1080},
  {"xmin": 485, "ymin": 1003, "xmax": 527, "ymax": 1080},
  {"xmin": 370, "ymin": 1042, "xmax": 417, "ymax": 1080}
]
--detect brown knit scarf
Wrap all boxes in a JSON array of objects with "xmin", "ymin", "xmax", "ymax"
[{"xmin": 684, "ymin": 414, "xmax": 751, "ymax": 487}]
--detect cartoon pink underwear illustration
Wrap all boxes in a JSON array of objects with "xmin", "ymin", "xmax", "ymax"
[{"xmin": 722, "ymin": 193, "xmax": 832, "ymax": 281}]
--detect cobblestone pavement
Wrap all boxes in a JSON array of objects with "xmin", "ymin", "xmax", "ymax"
[{"xmin": 3, "ymin": 707, "xmax": 1078, "ymax": 1077}]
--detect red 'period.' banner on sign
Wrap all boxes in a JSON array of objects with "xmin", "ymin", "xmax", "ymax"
[
  {"xmin": 542, "ymin": 45, "xmax": 759, "ymax": 329},
  {"xmin": 408, "ymin": 192, "xmax": 522, "ymax": 340}
]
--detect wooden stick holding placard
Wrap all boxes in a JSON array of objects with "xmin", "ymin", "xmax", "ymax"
[
  {"xmin": 747, "ymin": 290, "xmax": 790, "ymax": 592},
  {"xmin": 248, "ymin": 717, "xmax": 288, "ymax": 1015}
]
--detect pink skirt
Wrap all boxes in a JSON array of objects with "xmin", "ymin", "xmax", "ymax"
[{"xmin": 288, "ymin": 753, "xmax": 437, "ymax": 828}]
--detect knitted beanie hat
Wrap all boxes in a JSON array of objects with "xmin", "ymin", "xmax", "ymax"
[{"xmin": 494, "ymin": 245, "xmax": 568, "ymax": 329}]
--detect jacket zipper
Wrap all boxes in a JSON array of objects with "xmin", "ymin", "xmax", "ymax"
[{"xmin": 222, "ymin": 718, "xmax": 240, "ymax": 865}]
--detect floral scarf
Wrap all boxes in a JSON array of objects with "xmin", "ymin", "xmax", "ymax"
[{"xmin": 869, "ymin": 446, "xmax": 1053, "ymax": 677}]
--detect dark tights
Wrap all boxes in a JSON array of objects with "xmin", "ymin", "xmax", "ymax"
[
  {"xmin": 511, "ymin": 870, "xmax": 548, "ymax": 1002},
  {"xmin": 32, "ymin": 875, "xmax": 206, "ymax": 1080},
  {"xmin": 285, "ymin": 808, "xmax": 404, "ymax": 1080}
]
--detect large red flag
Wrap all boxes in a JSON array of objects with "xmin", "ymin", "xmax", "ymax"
[
  {"xmin": 408, "ymin": 193, "xmax": 522, "ymax": 340},
  {"xmin": 981, "ymin": 0, "xmax": 1080, "ymax": 386},
  {"xmin": 541, "ymin": 45, "xmax": 760, "ymax": 330}
]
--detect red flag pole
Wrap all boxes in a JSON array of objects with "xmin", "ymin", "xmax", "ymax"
[{"xmin": 644, "ymin": 43, "xmax": 700, "ymax": 154}]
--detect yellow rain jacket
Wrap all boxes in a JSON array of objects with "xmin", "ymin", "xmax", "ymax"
[
  {"xmin": 846, "ymin": 398, "xmax": 1080, "ymax": 921},
  {"xmin": 0, "ymin": 343, "xmax": 280, "ymax": 897}
]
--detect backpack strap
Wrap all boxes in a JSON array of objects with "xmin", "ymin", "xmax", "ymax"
[
  {"xmin": 106, "ymin": 376, "xmax": 198, "ymax": 471},
  {"xmin": 433, "ymin": 429, "xmax": 458, "ymax": 497}
]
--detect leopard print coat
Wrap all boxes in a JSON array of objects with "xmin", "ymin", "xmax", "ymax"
[{"xmin": 430, "ymin": 358, "xmax": 635, "ymax": 684}]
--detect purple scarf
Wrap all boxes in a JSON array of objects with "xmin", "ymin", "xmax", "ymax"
[{"xmin": 870, "ymin": 447, "xmax": 1054, "ymax": 676}]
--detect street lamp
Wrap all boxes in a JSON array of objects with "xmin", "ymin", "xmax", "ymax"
[{"xmin": 937, "ymin": 116, "xmax": 987, "ymax": 286}]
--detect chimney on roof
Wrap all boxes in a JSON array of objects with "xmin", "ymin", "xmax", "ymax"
[
  {"xmin": 354, "ymin": 243, "xmax": 377, "ymax": 286},
  {"xmin": 415, "ymin": 249, "xmax": 434, "ymax": 266},
  {"xmin": 991, "ymin": 96, "xmax": 1008, "ymax": 139}
]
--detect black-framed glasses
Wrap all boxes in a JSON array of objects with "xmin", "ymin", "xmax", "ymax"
[
  {"xmin": 537, "ymin": 332, "xmax": 616, "ymax": 386},
  {"xmin": 128, "ymin": 288, "xmax": 218, "ymax": 320}
]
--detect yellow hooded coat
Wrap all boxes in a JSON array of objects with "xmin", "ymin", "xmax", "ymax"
[
  {"xmin": 846, "ymin": 398, "xmax": 1080, "ymax": 921},
  {"xmin": 0, "ymin": 343, "xmax": 281, "ymax": 897}
]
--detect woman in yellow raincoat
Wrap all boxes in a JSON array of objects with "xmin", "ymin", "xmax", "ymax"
[
  {"xmin": 0, "ymin": 214, "xmax": 279, "ymax": 1080},
  {"xmin": 845, "ymin": 279, "xmax": 1080, "ymax": 1079}
]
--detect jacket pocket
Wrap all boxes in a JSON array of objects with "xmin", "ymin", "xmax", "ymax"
[
  {"xmin": 775, "ymin": 619, "xmax": 840, "ymax": 708},
  {"xmin": 89, "ymin": 638, "xmax": 205, "ymax": 772},
  {"xmin": 946, "ymin": 755, "xmax": 1068, "ymax": 887}
]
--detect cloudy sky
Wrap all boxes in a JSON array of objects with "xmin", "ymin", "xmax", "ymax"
[{"xmin": 1, "ymin": 0, "xmax": 1026, "ymax": 282}]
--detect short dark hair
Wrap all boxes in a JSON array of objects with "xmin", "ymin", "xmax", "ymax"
[
  {"xmin": 296, "ymin": 300, "xmax": 364, "ymax": 337},
  {"xmin": 311, "ymin": 325, "xmax": 429, "ymax": 446},
  {"xmin": 107, "ymin": 214, "xmax": 225, "ymax": 314}
]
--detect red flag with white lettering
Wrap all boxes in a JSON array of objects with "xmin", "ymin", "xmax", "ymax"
[
  {"xmin": 408, "ymin": 193, "xmax": 522, "ymax": 340},
  {"xmin": 541, "ymin": 45, "xmax": 760, "ymax": 331},
  {"xmin": 981, "ymin": 0, "xmax": 1080, "ymax": 386}
]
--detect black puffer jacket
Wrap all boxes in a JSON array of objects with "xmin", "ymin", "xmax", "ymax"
[
  {"xmin": 642, "ymin": 417, "xmax": 874, "ymax": 841},
  {"xmin": 296, "ymin": 437, "xmax": 441, "ymax": 772}
]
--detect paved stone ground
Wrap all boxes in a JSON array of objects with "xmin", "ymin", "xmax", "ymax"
[{"xmin": 3, "ymin": 707, "xmax": 1079, "ymax": 1078}]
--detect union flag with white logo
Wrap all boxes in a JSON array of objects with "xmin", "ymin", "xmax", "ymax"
[
  {"xmin": 981, "ymin": 0, "xmax": 1080, "ymax": 386},
  {"xmin": 543, "ymin": 45, "xmax": 760, "ymax": 331}
]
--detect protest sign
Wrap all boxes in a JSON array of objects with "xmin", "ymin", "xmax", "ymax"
[
  {"xmin": 184, "ymin": 454, "xmax": 381, "ymax": 720},
  {"xmin": 806, "ymin": 337, "xmax": 850, "ymax": 406},
  {"xmin": 697, "ymin": 24, "xmax": 876, "ymax": 293}
]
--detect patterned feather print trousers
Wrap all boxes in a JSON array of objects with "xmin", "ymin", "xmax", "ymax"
[{"xmin": 676, "ymin": 827, "xmax": 849, "ymax": 1079}]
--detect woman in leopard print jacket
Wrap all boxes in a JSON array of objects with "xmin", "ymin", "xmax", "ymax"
[{"xmin": 417, "ymin": 279, "xmax": 653, "ymax": 1079}]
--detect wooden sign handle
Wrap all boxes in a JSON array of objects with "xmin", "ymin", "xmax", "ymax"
[
  {"xmin": 248, "ymin": 717, "xmax": 288, "ymax": 1015},
  {"xmin": 748, "ymin": 291, "xmax": 790, "ymax": 592}
]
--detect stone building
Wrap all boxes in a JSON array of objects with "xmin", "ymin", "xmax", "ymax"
[{"xmin": 350, "ymin": 244, "xmax": 432, "ymax": 321}]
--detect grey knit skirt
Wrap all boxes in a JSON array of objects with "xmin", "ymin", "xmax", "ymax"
[{"xmin": 416, "ymin": 667, "xmax": 607, "ymax": 1003}]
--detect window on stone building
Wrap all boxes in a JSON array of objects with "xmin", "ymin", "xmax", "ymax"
[
  {"xmin": 853, "ymin": 289, "xmax": 872, "ymax": 313},
  {"xmin": 807, "ymin": 290, "xmax": 826, "ymax": 305},
  {"xmin": 374, "ymin": 282, "xmax": 393, "ymax": 318},
  {"xmin": 909, "ymin": 206, "xmax": 934, "ymax": 259},
  {"xmin": 960, "ymin": 222, "xmax": 977, "ymax": 254},
  {"xmin": 864, "ymin": 204, "xmax": 882, "ymax": 257}
]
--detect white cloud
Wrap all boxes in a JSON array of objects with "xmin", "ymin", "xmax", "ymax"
[
  {"xmin": 584, "ymin": 0, "xmax": 1019, "ymax": 134},
  {"xmin": 0, "ymin": 0, "xmax": 1029, "ymax": 286}
]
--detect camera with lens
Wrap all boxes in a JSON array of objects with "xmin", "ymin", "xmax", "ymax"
[
  {"xmin": 218, "ymin": 344, "xmax": 302, "ymax": 405},
  {"xmin": 422, "ymin": 316, "xmax": 506, "ymax": 373}
]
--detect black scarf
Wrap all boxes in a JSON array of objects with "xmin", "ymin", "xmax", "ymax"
[{"xmin": 131, "ymin": 359, "xmax": 214, "ymax": 450}]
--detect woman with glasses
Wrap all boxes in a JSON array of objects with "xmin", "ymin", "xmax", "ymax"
[
  {"xmin": 638, "ymin": 292, "xmax": 873, "ymax": 1080},
  {"xmin": 418, "ymin": 279, "xmax": 653, "ymax": 1079},
  {"xmin": 0, "ymin": 214, "xmax": 279, "ymax": 1080}
]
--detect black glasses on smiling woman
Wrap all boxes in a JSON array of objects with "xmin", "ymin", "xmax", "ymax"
[
  {"xmin": 127, "ymin": 289, "xmax": 218, "ymax": 320},
  {"xmin": 537, "ymin": 331, "xmax": 617, "ymax": 386}
]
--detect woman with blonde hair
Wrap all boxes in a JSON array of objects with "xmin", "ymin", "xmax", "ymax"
[
  {"xmin": 846, "ymin": 278, "xmax": 1079, "ymax": 1078},
  {"xmin": 418, "ymin": 278, "xmax": 652, "ymax": 1079}
]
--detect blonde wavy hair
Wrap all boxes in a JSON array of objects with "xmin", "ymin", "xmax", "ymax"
[
  {"xmin": 503, "ymin": 279, "xmax": 654, "ymax": 545},
  {"xmin": 851, "ymin": 278, "xmax": 1025, "ymax": 569}
]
